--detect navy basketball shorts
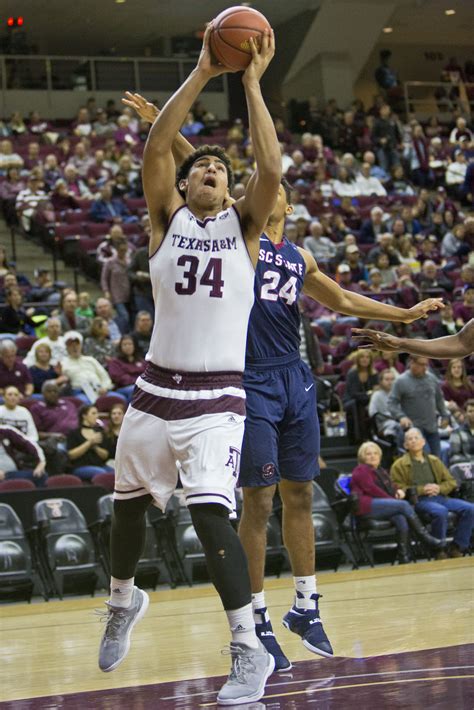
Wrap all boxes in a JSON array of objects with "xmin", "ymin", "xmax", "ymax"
[{"xmin": 239, "ymin": 356, "xmax": 320, "ymax": 487}]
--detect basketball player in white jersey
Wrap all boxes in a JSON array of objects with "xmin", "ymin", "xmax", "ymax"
[{"xmin": 98, "ymin": 26, "xmax": 281, "ymax": 706}]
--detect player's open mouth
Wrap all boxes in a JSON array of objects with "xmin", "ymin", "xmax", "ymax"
[{"xmin": 204, "ymin": 176, "xmax": 216, "ymax": 187}]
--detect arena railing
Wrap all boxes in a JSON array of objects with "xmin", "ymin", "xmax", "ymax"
[
  {"xmin": 403, "ymin": 80, "xmax": 474, "ymax": 122},
  {"xmin": 0, "ymin": 54, "xmax": 229, "ymax": 119}
]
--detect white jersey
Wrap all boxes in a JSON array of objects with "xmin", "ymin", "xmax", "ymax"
[{"xmin": 147, "ymin": 204, "xmax": 255, "ymax": 372}]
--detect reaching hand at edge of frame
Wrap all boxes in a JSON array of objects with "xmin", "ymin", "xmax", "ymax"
[
  {"xmin": 403, "ymin": 297, "xmax": 444, "ymax": 323},
  {"xmin": 352, "ymin": 329, "xmax": 402, "ymax": 352},
  {"xmin": 122, "ymin": 92, "xmax": 159, "ymax": 124},
  {"xmin": 197, "ymin": 23, "xmax": 236, "ymax": 79},
  {"xmin": 242, "ymin": 30, "xmax": 275, "ymax": 85}
]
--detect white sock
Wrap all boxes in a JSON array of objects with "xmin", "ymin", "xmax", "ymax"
[
  {"xmin": 109, "ymin": 576, "xmax": 135, "ymax": 608},
  {"xmin": 251, "ymin": 590, "xmax": 268, "ymax": 625},
  {"xmin": 226, "ymin": 603, "xmax": 259, "ymax": 649},
  {"xmin": 293, "ymin": 575, "xmax": 317, "ymax": 611}
]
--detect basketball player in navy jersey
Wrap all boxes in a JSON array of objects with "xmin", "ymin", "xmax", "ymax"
[
  {"xmin": 123, "ymin": 91, "xmax": 444, "ymax": 671},
  {"xmin": 99, "ymin": 27, "xmax": 281, "ymax": 706}
]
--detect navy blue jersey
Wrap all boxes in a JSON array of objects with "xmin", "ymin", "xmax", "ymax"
[{"xmin": 245, "ymin": 235, "xmax": 306, "ymax": 363}]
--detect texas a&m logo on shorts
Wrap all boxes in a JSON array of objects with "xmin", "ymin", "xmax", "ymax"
[{"xmin": 225, "ymin": 446, "xmax": 241, "ymax": 478}]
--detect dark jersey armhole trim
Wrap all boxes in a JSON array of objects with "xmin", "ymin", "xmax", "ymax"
[
  {"xmin": 149, "ymin": 203, "xmax": 187, "ymax": 261},
  {"xmin": 232, "ymin": 203, "xmax": 256, "ymax": 272}
]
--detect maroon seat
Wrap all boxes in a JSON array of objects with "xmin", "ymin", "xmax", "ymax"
[
  {"xmin": 335, "ymin": 380, "xmax": 346, "ymax": 399},
  {"xmin": 55, "ymin": 224, "xmax": 86, "ymax": 246},
  {"xmin": 95, "ymin": 394, "xmax": 127, "ymax": 415},
  {"xmin": 91, "ymin": 472, "xmax": 115, "ymax": 492},
  {"xmin": 331, "ymin": 322, "xmax": 353, "ymax": 336},
  {"xmin": 15, "ymin": 335, "xmax": 37, "ymax": 356},
  {"xmin": 85, "ymin": 222, "xmax": 109, "ymax": 237},
  {"xmin": 339, "ymin": 359, "xmax": 354, "ymax": 376},
  {"xmin": 62, "ymin": 396, "xmax": 84, "ymax": 410},
  {"xmin": 0, "ymin": 479, "xmax": 35, "ymax": 491},
  {"xmin": 65, "ymin": 210, "xmax": 88, "ymax": 224},
  {"xmin": 46, "ymin": 474, "xmax": 83, "ymax": 488}
]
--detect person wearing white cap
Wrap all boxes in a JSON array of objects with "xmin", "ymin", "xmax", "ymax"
[{"xmin": 61, "ymin": 331, "xmax": 115, "ymax": 404}]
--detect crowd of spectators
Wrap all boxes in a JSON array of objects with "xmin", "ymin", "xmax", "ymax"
[{"xmin": 0, "ymin": 94, "xmax": 472, "ymax": 496}]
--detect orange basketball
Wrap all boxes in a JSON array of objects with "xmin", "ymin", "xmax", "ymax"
[{"xmin": 210, "ymin": 6, "xmax": 272, "ymax": 72}]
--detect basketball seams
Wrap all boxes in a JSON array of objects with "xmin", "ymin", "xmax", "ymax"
[{"xmin": 210, "ymin": 33, "xmax": 229, "ymax": 66}]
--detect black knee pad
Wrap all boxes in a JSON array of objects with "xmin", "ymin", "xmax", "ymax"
[{"xmin": 113, "ymin": 494, "xmax": 152, "ymax": 523}]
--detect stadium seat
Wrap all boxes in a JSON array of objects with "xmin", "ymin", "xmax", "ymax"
[
  {"xmin": 95, "ymin": 394, "xmax": 127, "ymax": 416},
  {"xmin": 46, "ymin": 475, "xmax": 83, "ymax": 488},
  {"xmin": 0, "ymin": 503, "xmax": 36, "ymax": 602},
  {"xmin": 0, "ymin": 480, "xmax": 36, "ymax": 492},
  {"xmin": 91, "ymin": 473, "xmax": 115, "ymax": 491},
  {"xmin": 33, "ymin": 498, "xmax": 99, "ymax": 598}
]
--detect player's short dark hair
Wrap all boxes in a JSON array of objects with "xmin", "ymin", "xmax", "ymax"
[
  {"xmin": 281, "ymin": 177, "xmax": 292, "ymax": 204},
  {"xmin": 177, "ymin": 145, "xmax": 234, "ymax": 197}
]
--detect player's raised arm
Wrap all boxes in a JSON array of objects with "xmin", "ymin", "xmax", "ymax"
[
  {"xmin": 142, "ymin": 25, "xmax": 231, "ymax": 249},
  {"xmin": 122, "ymin": 92, "xmax": 194, "ymax": 168},
  {"xmin": 300, "ymin": 249, "xmax": 444, "ymax": 323},
  {"xmin": 353, "ymin": 319, "xmax": 474, "ymax": 359},
  {"xmin": 236, "ymin": 31, "xmax": 281, "ymax": 264}
]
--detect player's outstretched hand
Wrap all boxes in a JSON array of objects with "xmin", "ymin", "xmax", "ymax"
[
  {"xmin": 122, "ymin": 92, "xmax": 159, "ymax": 124},
  {"xmin": 242, "ymin": 30, "xmax": 275, "ymax": 85},
  {"xmin": 403, "ymin": 297, "xmax": 444, "ymax": 323},
  {"xmin": 197, "ymin": 23, "xmax": 235, "ymax": 78},
  {"xmin": 352, "ymin": 328, "xmax": 402, "ymax": 352}
]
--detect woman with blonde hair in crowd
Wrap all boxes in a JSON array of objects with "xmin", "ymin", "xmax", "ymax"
[
  {"xmin": 343, "ymin": 350, "xmax": 379, "ymax": 442},
  {"xmin": 351, "ymin": 441, "xmax": 442, "ymax": 563}
]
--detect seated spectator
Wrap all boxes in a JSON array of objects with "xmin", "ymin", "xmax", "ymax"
[
  {"xmin": 93, "ymin": 109, "xmax": 117, "ymax": 138},
  {"xmin": 50, "ymin": 179, "xmax": 80, "ymax": 213},
  {"xmin": 0, "ymin": 341, "xmax": 33, "ymax": 398},
  {"xmin": 369, "ymin": 369, "xmax": 404, "ymax": 445},
  {"xmin": 303, "ymin": 220, "xmax": 336, "ymax": 262},
  {"xmin": 63, "ymin": 164, "xmax": 91, "ymax": 201},
  {"xmin": 417, "ymin": 260, "xmax": 453, "ymax": 294},
  {"xmin": 0, "ymin": 424, "xmax": 47, "ymax": 488},
  {"xmin": 389, "ymin": 165, "xmax": 415, "ymax": 195},
  {"xmin": 0, "ymin": 287, "xmax": 36, "ymax": 335},
  {"xmin": 449, "ymin": 117, "xmax": 473, "ymax": 145},
  {"xmin": 287, "ymin": 189, "xmax": 312, "ymax": 223},
  {"xmin": 373, "ymin": 350, "xmax": 404, "ymax": 376},
  {"xmin": 132, "ymin": 310, "xmax": 153, "ymax": 354},
  {"xmin": 453, "ymin": 285, "xmax": 474, "ymax": 326},
  {"xmin": 333, "ymin": 166, "xmax": 360, "ymax": 197},
  {"xmin": 90, "ymin": 182, "xmax": 135, "ymax": 223},
  {"xmin": 58, "ymin": 289, "xmax": 90, "ymax": 336},
  {"xmin": 449, "ymin": 399, "xmax": 474, "ymax": 464},
  {"xmin": 108, "ymin": 335, "xmax": 146, "ymax": 401},
  {"xmin": 0, "ymin": 139, "xmax": 24, "ymax": 174},
  {"xmin": 87, "ymin": 149, "xmax": 114, "ymax": 189},
  {"xmin": 28, "ymin": 110, "xmax": 50, "ymax": 136},
  {"xmin": 73, "ymin": 107, "xmax": 93, "ymax": 137},
  {"xmin": 445, "ymin": 150, "xmax": 467, "ymax": 199},
  {"xmin": 367, "ymin": 233, "xmax": 401, "ymax": 267},
  {"xmin": 428, "ymin": 303, "xmax": 460, "ymax": 340},
  {"xmin": 0, "ymin": 167, "xmax": 25, "ymax": 208},
  {"xmin": 342, "ymin": 244, "xmax": 369, "ymax": 284},
  {"xmin": 391, "ymin": 428, "xmax": 474, "ymax": 558},
  {"xmin": 28, "ymin": 268, "xmax": 60, "ymax": 305},
  {"xmin": 23, "ymin": 142, "xmax": 43, "ymax": 171},
  {"xmin": 66, "ymin": 404, "xmax": 114, "ymax": 481},
  {"xmin": 343, "ymin": 349, "xmax": 379, "ymax": 443},
  {"xmin": 441, "ymin": 223, "xmax": 466, "ymax": 258},
  {"xmin": 356, "ymin": 162, "xmax": 387, "ymax": 196},
  {"xmin": 61, "ymin": 331, "xmax": 114, "ymax": 404},
  {"xmin": 83, "ymin": 317, "xmax": 114, "ymax": 366},
  {"xmin": 103, "ymin": 402, "xmax": 126, "ymax": 462},
  {"xmin": 114, "ymin": 115, "xmax": 138, "ymax": 147},
  {"xmin": 76, "ymin": 291, "xmax": 95, "ymax": 320},
  {"xmin": 29, "ymin": 343, "xmax": 68, "ymax": 395},
  {"xmin": 24, "ymin": 317, "xmax": 66, "ymax": 368},
  {"xmin": 15, "ymin": 174, "xmax": 47, "ymax": 231},
  {"xmin": 335, "ymin": 263, "xmax": 363, "ymax": 293},
  {"xmin": 69, "ymin": 141, "xmax": 94, "ymax": 177},
  {"xmin": 30, "ymin": 380, "xmax": 79, "ymax": 439},
  {"xmin": 374, "ymin": 253, "xmax": 397, "ymax": 288},
  {"xmin": 94, "ymin": 297, "xmax": 122, "ymax": 342},
  {"xmin": 0, "ymin": 386, "xmax": 38, "ymax": 439},
  {"xmin": 442, "ymin": 359, "xmax": 474, "ymax": 410},
  {"xmin": 351, "ymin": 442, "xmax": 441, "ymax": 563},
  {"xmin": 359, "ymin": 206, "xmax": 388, "ymax": 244}
]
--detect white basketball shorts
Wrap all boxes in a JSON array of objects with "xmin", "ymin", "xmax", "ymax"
[{"xmin": 113, "ymin": 363, "xmax": 246, "ymax": 513}]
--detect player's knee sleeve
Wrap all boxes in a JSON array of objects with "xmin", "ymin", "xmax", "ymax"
[
  {"xmin": 111, "ymin": 495, "xmax": 151, "ymax": 579},
  {"xmin": 189, "ymin": 503, "xmax": 251, "ymax": 610}
]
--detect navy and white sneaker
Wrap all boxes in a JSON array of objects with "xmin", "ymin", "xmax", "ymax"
[
  {"xmin": 282, "ymin": 593, "xmax": 333, "ymax": 658},
  {"xmin": 254, "ymin": 607, "xmax": 292, "ymax": 672}
]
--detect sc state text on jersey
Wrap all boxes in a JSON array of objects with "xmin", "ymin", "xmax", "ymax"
[{"xmin": 258, "ymin": 249, "xmax": 304, "ymax": 275}]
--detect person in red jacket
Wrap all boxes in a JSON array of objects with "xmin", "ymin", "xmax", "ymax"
[
  {"xmin": 351, "ymin": 441, "xmax": 441, "ymax": 563},
  {"xmin": 107, "ymin": 335, "xmax": 146, "ymax": 401}
]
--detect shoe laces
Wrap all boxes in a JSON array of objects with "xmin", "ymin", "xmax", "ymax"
[
  {"xmin": 222, "ymin": 645, "xmax": 257, "ymax": 685},
  {"xmin": 94, "ymin": 603, "xmax": 128, "ymax": 640}
]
